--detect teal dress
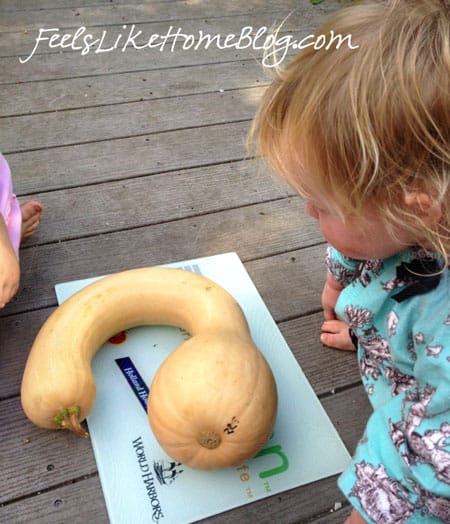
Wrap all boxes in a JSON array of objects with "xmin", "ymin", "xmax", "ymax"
[{"xmin": 326, "ymin": 246, "xmax": 450, "ymax": 523}]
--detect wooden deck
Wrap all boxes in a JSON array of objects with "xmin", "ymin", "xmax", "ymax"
[{"xmin": 0, "ymin": 1, "xmax": 372, "ymax": 522}]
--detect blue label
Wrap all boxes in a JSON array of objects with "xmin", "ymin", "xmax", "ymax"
[{"xmin": 115, "ymin": 357, "xmax": 149, "ymax": 412}]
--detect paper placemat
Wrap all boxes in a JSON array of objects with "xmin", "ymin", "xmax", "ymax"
[{"xmin": 55, "ymin": 252, "xmax": 350, "ymax": 524}]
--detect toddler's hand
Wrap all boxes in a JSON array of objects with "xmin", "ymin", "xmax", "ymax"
[
  {"xmin": 321, "ymin": 272, "xmax": 356, "ymax": 351},
  {"xmin": 344, "ymin": 509, "xmax": 367, "ymax": 524},
  {"xmin": 321, "ymin": 319, "xmax": 356, "ymax": 351}
]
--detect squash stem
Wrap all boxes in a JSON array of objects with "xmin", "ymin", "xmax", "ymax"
[{"xmin": 54, "ymin": 407, "xmax": 89, "ymax": 438}]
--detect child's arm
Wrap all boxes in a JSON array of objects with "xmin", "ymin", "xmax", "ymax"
[
  {"xmin": 321, "ymin": 247, "xmax": 358, "ymax": 350},
  {"xmin": 321, "ymin": 270, "xmax": 344, "ymax": 321},
  {"xmin": 0, "ymin": 215, "xmax": 20, "ymax": 308}
]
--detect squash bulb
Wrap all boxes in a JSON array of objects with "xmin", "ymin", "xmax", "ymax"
[{"xmin": 148, "ymin": 333, "xmax": 277, "ymax": 469}]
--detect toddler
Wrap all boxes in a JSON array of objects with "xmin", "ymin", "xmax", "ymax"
[
  {"xmin": 0, "ymin": 153, "xmax": 41, "ymax": 308},
  {"xmin": 250, "ymin": 0, "xmax": 450, "ymax": 522}
]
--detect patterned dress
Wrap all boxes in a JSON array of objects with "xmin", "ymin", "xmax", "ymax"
[
  {"xmin": 0, "ymin": 153, "xmax": 21, "ymax": 255},
  {"xmin": 326, "ymin": 246, "xmax": 450, "ymax": 523}
]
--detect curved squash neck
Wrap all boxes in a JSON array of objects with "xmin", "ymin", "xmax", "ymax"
[{"xmin": 55, "ymin": 268, "xmax": 250, "ymax": 358}]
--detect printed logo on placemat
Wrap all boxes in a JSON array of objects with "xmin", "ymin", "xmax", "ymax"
[
  {"xmin": 154, "ymin": 460, "xmax": 184, "ymax": 485},
  {"xmin": 115, "ymin": 357, "xmax": 149, "ymax": 411}
]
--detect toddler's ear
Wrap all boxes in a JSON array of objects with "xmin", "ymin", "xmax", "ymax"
[{"xmin": 404, "ymin": 192, "xmax": 442, "ymax": 225}]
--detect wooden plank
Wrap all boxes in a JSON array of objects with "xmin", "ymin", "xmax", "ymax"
[
  {"xmin": 0, "ymin": 476, "xmax": 109, "ymax": 524},
  {"xmin": 5, "ymin": 121, "xmax": 262, "ymax": 194},
  {"xmin": 0, "ymin": 7, "xmax": 342, "ymax": 83},
  {"xmin": 0, "ymin": 60, "xmax": 269, "ymax": 117},
  {"xmin": 12, "ymin": 242, "xmax": 329, "ymax": 320},
  {"xmin": 321, "ymin": 385, "xmax": 372, "ymax": 454},
  {"xmin": 0, "ymin": 308, "xmax": 53, "ymax": 399},
  {"xmin": 311, "ymin": 506, "xmax": 352, "ymax": 523},
  {"xmin": 0, "ymin": 0, "xmax": 340, "ymax": 33},
  {"xmin": 0, "ymin": 4, "xmax": 343, "ymax": 61},
  {"xmin": 0, "ymin": 473, "xmax": 340, "ymax": 523},
  {"xmin": 1, "ymin": 45, "xmax": 275, "ymax": 84},
  {"xmin": 0, "ymin": 87, "xmax": 264, "ymax": 152},
  {"xmin": 5, "ymin": 199, "xmax": 323, "ymax": 316},
  {"xmin": 280, "ymin": 313, "xmax": 362, "ymax": 396},
  {"xmin": 2, "ymin": 11, "xmax": 321, "ymax": 58},
  {"xmin": 0, "ymin": 395, "xmax": 97, "ymax": 504},
  {"xmin": 198, "ymin": 474, "xmax": 348, "ymax": 524},
  {"xmin": 245, "ymin": 247, "xmax": 328, "ymax": 322},
  {"xmin": 0, "ymin": 0, "xmax": 176, "ymax": 11},
  {"xmin": 22, "ymin": 160, "xmax": 291, "ymax": 244},
  {"xmin": 0, "ymin": 0, "xmax": 184, "ymax": 13}
]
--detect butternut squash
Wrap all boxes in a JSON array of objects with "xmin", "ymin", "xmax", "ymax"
[{"xmin": 21, "ymin": 267, "xmax": 277, "ymax": 469}]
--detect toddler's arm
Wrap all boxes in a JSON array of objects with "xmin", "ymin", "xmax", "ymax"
[
  {"xmin": 321, "ymin": 247, "xmax": 358, "ymax": 351},
  {"xmin": 321, "ymin": 270, "xmax": 344, "ymax": 321},
  {"xmin": 0, "ymin": 215, "xmax": 20, "ymax": 308}
]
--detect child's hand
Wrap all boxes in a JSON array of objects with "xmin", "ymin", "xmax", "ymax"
[
  {"xmin": 321, "ymin": 319, "xmax": 356, "ymax": 351},
  {"xmin": 0, "ymin": 218, "xmax": 20, "ymax": 308},
  {"xmin": 344, "ymin": 509, "xmax": 367, "ymax": 524},
  {"xmin": 320, "ymin": 272, "xmax": 356, "ymax": 351}
]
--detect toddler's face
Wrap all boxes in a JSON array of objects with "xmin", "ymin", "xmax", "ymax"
[{"xmin": 305, "ymin": 198, "xmax": 414, "ymax": 260}]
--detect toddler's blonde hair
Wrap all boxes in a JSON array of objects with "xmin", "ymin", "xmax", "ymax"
[{"xmin": 250, "ymin": 0, "xmax": 450, "ymax": 261}]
